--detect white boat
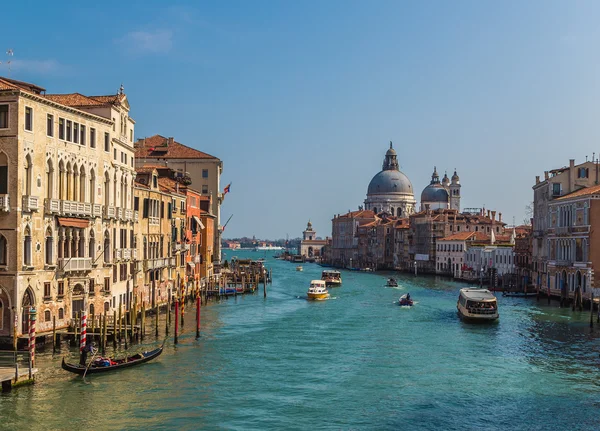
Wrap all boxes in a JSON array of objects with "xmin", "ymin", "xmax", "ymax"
[
  {"xmin": 255, "ymin": 246, "xmax": 285, "ymax": 251},
  {"xmin": 307, "ymin": 280, "xmax": 329, "ymax": 301},
  {"xmin": 296, "ymin": 266, "xmax": 303, "ymax": 272},
  {"xmin": 457, "ymin": 288, "xmax": 499, "ymax": 322},
  {"xmin": 321, "ymin": 270, "xmax": 342, "ymax": 287}
]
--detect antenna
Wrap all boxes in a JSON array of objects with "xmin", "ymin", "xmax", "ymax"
[{"xmin": 1, "ymin": 49, "xmax": 13, "ymax": 77}]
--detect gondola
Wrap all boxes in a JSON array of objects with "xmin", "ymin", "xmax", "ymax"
[{"xmin": 61, "ymin": 343, "xmax": 164, "ymax": 375}]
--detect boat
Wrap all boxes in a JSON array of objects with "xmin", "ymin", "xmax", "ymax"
[
  {"xmin": 502, "ymin": 290, "xmax": 537, "ymax": 298},
  {"xmin": 399, "ymin": 293, "xmax": 413, "ymax": 306},
  {"xmin": 296, "ymin": 265, "xmax": 303, "ymax": 272},
  {"xmin": 307, "ymin": 280, "xmax": 330, "ymax": 301},
  {"xmin": 61, "ymin": 343, "xmax": 164, "ymax": 375},
  {"xmin": 321, "ymin": 270, "xmax": 342, "ymax": 287},
  {"xmin": 457, "ymin": 288, "xmax": 499, "ymax": 322},
  {"xmin": 255, "ymin": 246, "xmax": 285, "ymax": 251},
  {"xmin": 387, "ymin": 278, "xmax": 398, "ymax": 287}
]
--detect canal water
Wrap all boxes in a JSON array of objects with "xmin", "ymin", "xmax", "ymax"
[{"xmin": 1, "ymin": 250, "xmax": 599, "ymax": 430}]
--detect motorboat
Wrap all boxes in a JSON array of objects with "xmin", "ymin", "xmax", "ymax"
[
  {"xmin": 307, "ymin": 280, "xmax": 329, "ymax": 301},
  {"xmin": 399, "ymin": 293, "xmax": 413, "ymax": 306},
  {"xmin": 457, "ymin": 288, "xmax": 499, "ymax": 322},
  {"xmin": 321, "ymin": 270, "xmax": 342, "ymax": 287},
  {"xmin": 296, "ymin": 265, "xmax": 303, "ymax": 272},
  {"xmin": 387, "ymin": 278, "xmax": 398, "ymax": 287}
]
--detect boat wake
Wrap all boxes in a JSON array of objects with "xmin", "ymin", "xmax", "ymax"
[{"xmin": 386, "ymin": 285, "xmax": 404, "ymax": 290}]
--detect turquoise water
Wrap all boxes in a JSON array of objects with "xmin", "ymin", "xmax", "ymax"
[{"xmin": 2, "ymin": 249, "xmax": 600, "ymax": 430}]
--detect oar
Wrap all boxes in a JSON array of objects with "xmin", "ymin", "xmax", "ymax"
[{"xmin": 82, "ymin": 346, "xmax": 99, "ymax": 381}]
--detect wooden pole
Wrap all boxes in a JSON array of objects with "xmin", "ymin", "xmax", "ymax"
[
  {"xmin": 78, "ymin": 311, "xmax": 82, "ymax": 347},
  {"xmin": 90, "ymin": 311, "xmax": 95, "ymax": 342},
  {"xmin": 101, "ymin": 311, "xmax": 107, "ymax": 356},
  {"xmin": 118, "ymin": 300, "xmax": 122, "ymax": 343},
  {"xmin": 196, "ymin": 295, "xmax": 201, "ymax": 339},
  {"xmin": 155, "ymin": 301, "xmax": 159, "ymax": 338},
  {"xmin": 263, "ymin": 273, "xmax": 267, "ymax": 298},
  {"xmin": 113, "ymin": 310, "xmax": 117, "ymax": 348},
  {"xmin": 174, "ymin": 297, "xmax": 179, "ymax": 345},
  {"xmin": 124, "ymin": 308, "xmax": 129, "ymax": 350},
  {"xmin": 590, "ymin": 292, "xmax": 594, "ymax": 328},
  {"xmin": 52, "ymin": 315, "xmax": 56, "ymax": 353},
  {"xmin": 141, "ymin": 302, "xmax": 145, "ymax": 341}
]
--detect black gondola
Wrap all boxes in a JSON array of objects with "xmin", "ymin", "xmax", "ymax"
[{"xmin": 61, "ymin": 344, "xmax": 164, "ymax": 375}]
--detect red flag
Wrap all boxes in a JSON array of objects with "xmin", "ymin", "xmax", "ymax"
[{"xmin": 223, "ymin": 183, "xmax": 231, "ymax": 195}]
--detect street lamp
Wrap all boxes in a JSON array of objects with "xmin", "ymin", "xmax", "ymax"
[
  {"xmin": 414, "ymin": 261, "xmax": 417, "ymax": 276},
  {"xmin": 480, "ymin": 267, "xmax": 484, "ymax": 288}
]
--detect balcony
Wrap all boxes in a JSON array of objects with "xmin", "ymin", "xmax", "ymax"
[
  {"xmin": 172, "ymin": 243, "xmax": 182, "ymax": 253},
  {"xmin": 124, "ymin": 209, "xmax": 133, "ymax": 222},
  {"xmin": 0, "ymin": 194, "xmax": 9, "ymax": 212},
  {"xmin": 169, "ymin": 257, "xmax": 176, "ymax": 267},
  {"xmin": 182, "ymin": 244, "xmax": 190, "ymax": 251},
  {"xmin": 122, "ymin": 249, "xmax": 130, "ymax": 260},
  {"xmin": 146, "ymin": 258, "xmax": 166, "ymax": 270},
  {"xmin": 194, "ymin": 255, "xmax": 201, "ymax": 263},
  {"xmin": 556, "ymin": 259, "xmax": 574, "ymax": 267},
  {"xmin": 92, "ymin": 204, "xmax": 102, "ymax": 218},
  {"xmin": 116, "ymin": 207, "xmax": 123, "ymax": 220},
  {"xmin": 149, "ymin": 216, "xmax": 159, "ymax": 225},
  {"xmin": 58, "ymin": 257, "xmax": 92, "ymax": 272},
  {"xmin": 103, "ymin": 206, "xmax": 116, "ymax": 219},
  {"xmin": 22, "ymin": 196, "xmax": 39, "ymax": 212},
  {"xmin": 114, "ymin": 249, "xmax": 122, "ymax": 260},
  {"xmin": 61, "ymin": 200, "xmax": 92, "ymax": 217}
]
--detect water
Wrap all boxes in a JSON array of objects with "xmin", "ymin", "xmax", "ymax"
[{"xmin": 2, "ymin": 250, "xmax": 600, "ymax": 430}]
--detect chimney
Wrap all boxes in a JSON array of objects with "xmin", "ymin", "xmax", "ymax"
[
  {"xmin": 168, "ymin": 137, "xmax": 174, "ymax": 146},
  {"xmin": 536, "ymin": 175, "xmax": 540, "ymax": 185},
  {"xmin": 570, "ymin": 159, "xmax": 575, "ymax": 169},
  {"xmin": 491, "ymin": 210, "xmax": 496, "ymax": 222},
  {"xmin": 544, "ymin": 171, "xmax": 549, "ymax": 180},
  {"xmin": 498, "ymin": 212, "xmax": 502, "ymax": 223},
  {"xmin": 487, "ymin": 209, "xmax": 491, "ymax": 218}
]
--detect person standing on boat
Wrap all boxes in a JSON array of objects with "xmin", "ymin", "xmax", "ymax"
[{"xmin": 79, "ymin": 341, "xmax": 94, "ymax": 366}]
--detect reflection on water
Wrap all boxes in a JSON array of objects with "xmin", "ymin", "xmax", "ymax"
[{"xmin": 1, "ymin": 250, "xmax": 599, "ymax": 430}]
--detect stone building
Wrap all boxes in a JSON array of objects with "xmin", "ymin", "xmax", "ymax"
[
  {"xmin": 331, "ymin": 210, "xmax": 376, "ymax": 268},
  {"xmin": 135, "ymin": 135, "xmax": 223, "ymax": 261},
  {"xmin": 0, "ymin": 77, "xmax": 136, "ymax": 342},
  {"xmin": 532, "ymin": 159, "xmax": 599, "ymax": 294},
  {"xmin": 364, "ymin": 142, "xmax": 416, "ymax": 217},
  {"xmin": 513, "ymin": 225, "xmax": 533, "ymax": 290},
  {"xmin": 299, "ymin": 221, "xmax": 328, "ymax": 258}
]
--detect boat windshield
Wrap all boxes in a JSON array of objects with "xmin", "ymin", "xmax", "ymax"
[{"xmin": 466, "ymin": 300, "xmax": 496, "ymax": 309}]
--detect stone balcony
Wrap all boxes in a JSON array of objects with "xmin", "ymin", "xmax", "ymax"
[
  {"xmin": 149, "ymin": 216, "xmax": 159, "ymax": 225},
  {"xmin": 133, "ymin": 210, "xmax": 139, "ymax": 222},
  {"xmin": 117, "ymin": 207, "xmax": 123, "ymax": 220},
  {"xmin": 0, "ymin": 194, "xmax": 10, "ymax": 212},
  {"xmin": 168, "ymin": 257, "xmax": 176, "ymax": 267},
  {"xmin": 103, "ymin": 206, "xmax": 116, "ymax": 219},
  {"xmin": 61, "ymin": 200, "xmax": 92, "ymax": 217},
  {"xmin": 92, "ymin": 204, "xmax": 102, "ymax": 218},
  {"xmin": 58, "ymin": 257, "xmax": 92, "ymax": 272},
  {"xmin": 146, "ymin": 258, "xmax": 167, "ymax": 270},
  {"xmin": 22, "ymin": 196, "xmax": 39, "ymax": 212},
  {"xmin": 172, "ymin": 243, "xmax": 182, "ymax": 252},
  {"xmin": 124, "ymin": 209, "xmax": 133, "ymax": 222},
  {"xmin": 114, "ymin": 249, "xmax": 122, "ymax": 260},
  {"xmin": 45, "ymin": 198, "xmax": 100, "ymax": 218}
]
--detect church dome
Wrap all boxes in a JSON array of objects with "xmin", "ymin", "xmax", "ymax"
[
  {"xmin": 367, "ymin": 170, "xmax": 414, "ymax": 195},
  {"xmin": 421, "ymin": 183, "xmax": 449, "ymax": 203}
]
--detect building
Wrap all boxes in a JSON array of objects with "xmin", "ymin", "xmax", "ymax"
[
  {"xmin": 420, "ymin": 168, "xmax": 461, "ymax": 211},
  {"xmin": 364, "ymin": 142, "xmax": 416, "ymax": 217},
  {"xmin": 135, "ymin": 135, "xmax": 223, "ymax": 262},
  {"xmin": 514, "ymin": 225, "xmax": 533, "ymax": 290},
  {"xmin": 331, "ymin": 210, "xmax": 376, "ymax": 268},
  {"xmin": 531, "ymin": 159, "xmax": 599, "ymax": 293},
  {"xmin": 435, "ymin": 232, "xmax": 489, "ymax": 278},
  {"xmin": 0, "ymin": 77, "xmax": 136, "ymax": 343},
  {"xmin": 299, "ymin": 221, "xmax": 328, "ymax": 258}
]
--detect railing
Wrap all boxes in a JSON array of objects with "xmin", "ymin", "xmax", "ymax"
[
  {"xmin": 122, "ymin": 249, "xmax": 130, "ymax": 260},
  {"xmin": 0, "ymin": 350, "xmax": 35, "ymax": 381},
  {"xmin": 132, "ymin": 249, "xmax": 137, "ymax": 259},
  {"xmin": 149, "ymin": 216, "xmax": 159, "ymax": 225},
  {"xmin": 58, "ymin": 257, "xmax": 92, "ymax": 272},
  {"xmin": 103, "ymin": 206, "xmax": 116, "ymax": 219},
  {"xmin": 22, "ymin": 195, "xmax": 39, "ymax": 212},
  {"xmin": 92, "ymin": 204, "xmax": 102, "ymax": 218},
  {"xmin": 45, "ymin": 198, "xmax": 60, "ymax": 214},
  {"xmin": 146, "ymin": 258, "xmax": 166, "ymax": 270},
  {"xmin": 116, "ymin": 207, "xmax": 123, "ymax": 220},
  {"xmin": 533, "ymin": 230, "xmax": 544, "ymax": 238},
  {"xmin": 556, "ymin": 227, "xmax": 570, "ymax": 234},
  {"xmin": 61, "ymin": 200, "xmax": 92, "ymax": 217},
  {"xmin": 0, "ymin": 194, "xmax": 9, "ymax": 212},
  {"xmin": 169, "ymin": 257, "xmax": 176, "ymax": 267},
  {"xmin": 194, "ymin": 255, "xmax": 201, "ymax": 263},
  {"xmin": 556, "ymin": 259, "xmax": 574, "ymax": 267},
  {"xmin": 172, "ymin": 243, "xmax": 182, "ymax": 252},
  {"xmin": 114, "ymin": 249, "xmax": 122, "ymax": 260},
  {"xmin": 182, "ymin": 244, "xmax": 190, "ymax": 251},
  {"xmin": 125, "ymin": 209, "xmax": 133, "ymax": 221},
  {"xmin": 133, "ymin": 210, "xmax": 139, "ymax": 222}
]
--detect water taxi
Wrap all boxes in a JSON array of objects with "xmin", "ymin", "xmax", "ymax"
[
  {"xmin": 296, "ymin": 265, "xmax": 303, "ymax": 272},
  {"xmin": 321, "ymin": 270, "xmax": 342, "ymax": 287},
  {"xmin": 457, "ymin": 288, "xmax": 499, "ymax": 322},
  {"xmin": 387, "ymin": 278, "xmax": 398, "ymax": 287},
  {"xmin": 307, "ymin": 280, "xmax": 329, "ymax": 301},
  {"xmin": 399, "ymin": 293, "xmax": 413, "ymax": 306}
]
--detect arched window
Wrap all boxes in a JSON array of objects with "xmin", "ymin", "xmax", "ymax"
[
  {"xmin": 113, "ymin": 172, "xmax": 118, "ymax": 211},
  {"xmin": 0, "ymin": 152, "xmax": 8, "ymax": 195},
  {"xmin": 24, "ymin": 154, "xmax": 32, "ymax": 196},
  {"xmin": 143, "ymin": 237, "xmax": 147, "ymax": 260},
  {"xmin": 45, "ymin": 228, "xmax": 53, "ymax": 265},
  {"xmin": 104, "ymin": 302, "xmax": 110, "ymax": 312},
  {"xmin": 66, "ymin": 162, "xmax": 72, "ymax": 201},
  {"xmin": 89, "ymin": 303, "xmax": 95, "ymax": 316},
  {"xmin": 0, "ymin": 234, "xmax": 6, "ymax": 266},
  {"xmin": 23, "ymin": 226, "xmax": 32, "ymax": 266},
  {"xmin": 58, "ymin": 308, "xmax": 64, "ymax": 320},
  {"xmin": 89, "ymin": 230, "xmax": 95, "ymax": 260},
  {"xmin": 104, "ymin": 231, "xmax": 111, "ymax": 263},
  {"xmin": 73, "ymin": 163, "xmax": 79, "ymax": 202},
  {"xmin": 78, "ymin": 229, "xmax": 85, "ymax": 258},
  {"xmin": 58, "ymin": 160, "xmax": 65, "ymax": 200},
  {"xmin": 79, "ymin": 166, "xmax": 86, "ymax": 202},
  {"xmin": 89, "ymin": 169, "xmax": 96, "ymax": 205},
  {"xmin": 104, "ymin": 172, "xmax": 110, "ymax": 207},
  {"xmin": 46, "ymin": 159, "xmax": 54, "ymax": 199},
  {"xmin": 44, "ymin": 310, "xmax": 51, "ymax": 322}
]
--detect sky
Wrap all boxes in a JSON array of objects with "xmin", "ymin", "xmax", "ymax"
[{"xmin": 4, "ymin": 1, "xmax": 600, "ymax": 239}]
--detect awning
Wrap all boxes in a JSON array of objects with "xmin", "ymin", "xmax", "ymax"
[
  {"xmin": 57, "ymin": 217, "xmax": 89, "ymax": 228},
  {"xmin": 193, "ymin": 216, "xmax": 205, "ymax": 230}
]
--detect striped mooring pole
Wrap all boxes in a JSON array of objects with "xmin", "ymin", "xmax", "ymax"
[
  {"xmin": 28, "ymin": 307, "xmax": 37, "ymax": 366},
  {"xmin": 80, "ymin": 308, "xmax": 87, "ymax": 353}
]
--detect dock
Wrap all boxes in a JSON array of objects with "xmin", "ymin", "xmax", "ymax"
[{"xmin": 0, "ymin": 350, "xmax": 38, "ymax": 392}]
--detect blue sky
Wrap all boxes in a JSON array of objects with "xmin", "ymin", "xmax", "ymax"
[{"xmin": 4, "ymin": 1, "xmax": 600, "ymax": 238}]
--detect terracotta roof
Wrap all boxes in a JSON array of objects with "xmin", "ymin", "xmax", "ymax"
[
  {"xmin": 555, "ymin": 184, "xmax": 600, "ymax": 200},
  {"xmin": 135, "ymin": 166, "xmax": 158, "ymax": 174},
  {"xmin": 439, "ymin": 232, "xmax": 490, "ymax": 242},
  {"xmin": 135, "ymin": 135, "xmax": 218, "ymax": 160},
  {"xmin": 89, "ymin": 94, "xmax": 126, "ymax": 104},
  {"xmin": 0, "ymin": 77, "xmax": 45, "ymax": 93},
  {"xmin": 157, "ymin": 177, "xmax": 186, "ymax": 195},
  {"xmin": 337, "ymin": 210, "xmax": 376, "ymax": 219},
  {"xmin": 45, "ymin": 93, "xmax": 106, "ymax": 107}
]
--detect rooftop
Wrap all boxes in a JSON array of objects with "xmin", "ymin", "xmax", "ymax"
[{"xmin": 135, "ymin": 135, "xmax": 219, "ymax": 160}]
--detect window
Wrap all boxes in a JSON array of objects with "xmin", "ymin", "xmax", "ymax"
[
  {"xmin": 552, "ymin": 183, "xmax": 561, "ymax": 196},
  {"xmin": 114, "ymin": 148, "xmax": 117, "ymax": 160},
  {"xmin": 47, "ymin": 114, "xmax": 54, "ymax": 137},
  {"xmin": 104, "ymin": 132, "xmax": 110, "ymax": 152},
  {"xmin": 80, "ymin": 125, "xmax": 86, "ymax": 146},
  {"xmin": 0, "ymin": 235, "xmax": 6, "ymax": 265},
  {"xmin": 89, "ymin": 278, "xmax": 95, "ymax": 295},
  {"xmin": 134, "ymin": 197, "xmax": 139, "ymax": 211},
  {"xmin": 73, "ymin": 123, "xmax": 79, "ymax": 144},
  {"xmin": 45, "ymin": 228, "xmax": 53, "ymax": 265},
  {"xmin": 25, "ymin": 107, "xmax": 32, "ymax": 131},
  {"xmin": 44, "ymin": 282, "xmax": 51, "ymax": 299},
  {"xmin": 58, "ymin": 281, "xmax": 64, "ymax": 296},
  {"xmin": 202, "ymin": 185, "xmax": 208, "ymax": 194},
  {"xmin": 130, "ymin": 129, "xmax": 133, "ymax": 142},
  {"xmin": 104, "ymin": 277, "xmax": 110, "ymax": 292},
  {"xmin": 66, "ymin": 120, "xmax": 72, "ymax": 141},
  {"xmin": 202, "ymin": 169, "xmax": 208, "ymax": 178},
  {"xmin": 0, "ymin": 105, "xmax": 7, "ymax": 128},
  {"xmin": 23, "ymin": 227, "xmax": 32, "ymax": 266},
  {"xmin": 59, "ymin": 118, "xmax": 65, "ymax": 140},
  {"xmin": 58, "ymin": 308, "xmax": 64, "ymax": 319},
  {"xmin": 90, "ymin": 128, "xmax": 96, "ymax": 148}
]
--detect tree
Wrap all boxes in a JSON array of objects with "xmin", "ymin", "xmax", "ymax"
[{"xmin": 523, "ymin": 202, "xmax": 533, "ymax": 226}]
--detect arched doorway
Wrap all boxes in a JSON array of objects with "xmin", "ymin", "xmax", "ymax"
[
  {"xmin": 21, "ymin": 288, "xmax": 34, "ymax": 334},
  {"xmin": 0, "ymin": 286, "xmax": 10, "ymax": 336},
  {"xmin": 308, "ymin": 247, "xmax": 314, "ymax": 258},
  {"xmin": 561, "ymin": 270, "xmax": 567, "ymax": 297},
  {"xmin": 71, "ymin": 283, "xmax": 85, "ymax": 318}
]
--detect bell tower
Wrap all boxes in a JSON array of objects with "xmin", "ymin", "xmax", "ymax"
[
  {"xmin": 450, "ymin": 169, "xmax": 461, "ymax": 211},
  {"xmin": 303, "ymin": 220, "xmax": 316, "ymax": 241}
]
